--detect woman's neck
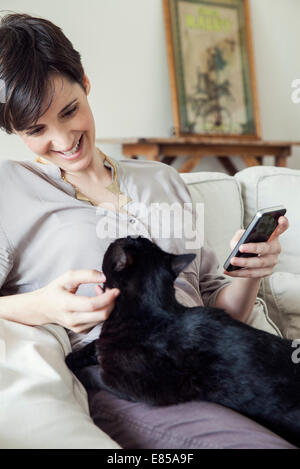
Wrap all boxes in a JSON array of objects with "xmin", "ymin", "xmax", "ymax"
[{"xmin": 63, "ymin": 147, "xmax": 112, "ymax": 188}]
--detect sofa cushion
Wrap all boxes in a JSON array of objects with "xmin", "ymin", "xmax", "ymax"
[
  {"xmin": 182, "ymin": 172, "xmax": 243, "ymax": 273},
  {"xmin": 0, "ymin": 319, "xmax": 121, "ymax": 449},
  {"xmin": 267, "ymin": 272, "xmax": 300, "ymax": 339},
  {"xmin": 181, "ymin": 171, "xmax": 280, "ymax": 338},
  {"xmin": 247, "ymin": 297, "xmax": 282, "ymax": 337},
  {"xmin": 235, "ymin": 166, "xmax": 300, "ymax": 274},
  {"xmin": 235, "ymin": 166, "xmax": 300, "ymax": 335}
]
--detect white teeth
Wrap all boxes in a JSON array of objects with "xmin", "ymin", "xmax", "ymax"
[{"xmin": 60, "ymin": 136, "xmax": 81, "ymax": 156}]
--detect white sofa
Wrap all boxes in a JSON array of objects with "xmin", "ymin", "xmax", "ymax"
[
  {"xmin": 1, "ymin": 164, "xmax": 299, "ymax": 449},
  {"xmin": 182, "ymin": 165, "xmax": 300, "ymax": 339}
]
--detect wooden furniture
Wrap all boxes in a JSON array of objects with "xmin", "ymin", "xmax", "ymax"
[{"xmin": 97, "ymin": 137, "xmax": 299, "ymax": 175}]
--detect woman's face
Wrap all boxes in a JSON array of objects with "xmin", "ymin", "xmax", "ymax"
[{"xmin": 16, "ymin": 74, "xmax": 97, "ymax": 173}]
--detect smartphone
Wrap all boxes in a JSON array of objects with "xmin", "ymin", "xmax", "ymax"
[{"xmin": 223, "ymin": 205, "xmax": 287, "ymax": 272}]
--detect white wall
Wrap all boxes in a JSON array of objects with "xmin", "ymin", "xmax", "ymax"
[{"xmin": 0, "ymin": 0, "xmax": 300, "ymax": 172}]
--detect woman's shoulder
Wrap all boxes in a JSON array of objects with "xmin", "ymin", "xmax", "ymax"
[
  {"xmin": 0, "ymin": 158, "xmax": 19, "ymax": 170},
  {"xmin": 0, "ymin": 158, "xmax": 55, "ymax": 180},
  {"xmin": 0, "ymin": 158, "xmax": 35, "ymax": 173},
  {"xmin": 118, "ymin": 157, "xmax": 173, "ymax": 171},
  {"xmin": 118, "ymin": 157, "xmax": 184, "ymax": 184},
  {"xmin": 0, "ymin": 159, "xmax": 24, "ymax": 184},
  {"xmin": 0, "ymin": 159, "xmax": 57, "ymax": 198},
  {"xmin": 117, "ymin": 157, "xmax": 192, "ymax": 204}
]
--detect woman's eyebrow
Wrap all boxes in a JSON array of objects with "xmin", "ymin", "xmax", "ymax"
[
  {"xmin": 27, "ymin": 98, "xmax": 78, "ymax": 130},
  {"xmin": 59, "ymin": 98, "xmax": 78, "ymax": 114}
]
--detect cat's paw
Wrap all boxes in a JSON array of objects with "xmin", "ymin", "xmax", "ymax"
[{"xmin": 65, "ymin": 352, "xmax": 77, "ymax": 372}]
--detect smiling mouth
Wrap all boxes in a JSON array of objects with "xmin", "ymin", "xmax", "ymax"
[
  {"xmin": 54, "ymin": 134, "xmax": 84, "ymax": 159},
  {"xmin": 55, "ymin": 134, "xmax": 83, "ymax": 156}
]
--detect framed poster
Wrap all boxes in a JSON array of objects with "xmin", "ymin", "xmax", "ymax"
[{"xmin": 163, "ymin": 0, "xmax": 261, "ymax": 139}]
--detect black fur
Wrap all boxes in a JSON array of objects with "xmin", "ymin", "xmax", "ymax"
[{"xmin": 66, "ymin": 236, "xmax": 300, "ymax": 447}]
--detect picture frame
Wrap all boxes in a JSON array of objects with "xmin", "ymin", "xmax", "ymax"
[{"xmin": 163, "ymin": 0, "xmax": 261, "ymax": 140}]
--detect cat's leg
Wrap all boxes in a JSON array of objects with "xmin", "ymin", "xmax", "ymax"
[
  {"xmin": 65, "ymin": 341, "xmax": 130, "ymax": 396},
  {"xmin": 65, "ymin": 340, "xmax": 98, "ymax": 372},
  {"xmin": 69, "ymin": 361, "xmax": 133, "ymax": 399},
  {"xmin": 74, "ymin": 365, "xmax": 107, "ymax": 390},
  {"xmin": 77, "ymin": 365, "xmax": 138, "ymax": 400}
]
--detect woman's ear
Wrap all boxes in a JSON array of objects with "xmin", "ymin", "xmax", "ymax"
[{"xmin": 82, "ymin": 74, "xmax": 91, "ymax": 95}]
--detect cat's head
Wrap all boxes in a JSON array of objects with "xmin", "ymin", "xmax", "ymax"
[{"xmin": 102, "ymin": 236, "xmax": 195, "ymax": 297}]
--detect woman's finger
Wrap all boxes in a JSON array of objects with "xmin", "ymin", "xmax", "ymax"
[
  {"xmin": 238, "ymin": 239, "xmax": 281, "ymax": 256},
  {"xmin": 66, "ymin": 309, "xmax": 113, "ymax": 327},
  {"xmin": 56, "ymin": 269, "xmax": 106, "ymax": 293},
  {"xmin": 268, "ymin": 215, "xmax": 289, "ymax": 241},
  {"xmin": 230, "ymin": 254, "xmax": 278, "ymax": 269},
  {"xmin": 229, "ymin": 229, "xmax": 245, "ymax": 251},
  {"xmin": 94, "ymin": 285, "xmax": 115, "ymax": 295},
  {"xmin": 64, "ymin": 295, "xmax": 118, "ymax": 330},
  {"xmin": 68, "ymin": 320, "xmax": 105, "ymax": 334},
  {"xmin": 63, "ymin": 287, "xmax": 119, "ymax": 312},
  {"xmin": 223, "ymin": 267, "xmax": 272, "ymax": 279},
  {"xmin": 95, "ymin": 284, "xmax": 104, "ymax": 295}
]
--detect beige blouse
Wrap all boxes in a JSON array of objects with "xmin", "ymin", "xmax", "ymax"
[{"xmin": 0, "ymin": 154, "xmax": 231, "ymax": 350}]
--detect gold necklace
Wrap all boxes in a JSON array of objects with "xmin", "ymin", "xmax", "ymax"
[
  {"xmin": 61, "ymin": 148, "xmax": 106, "ymax": 206},
  {"xmin": 57, "ymin": 149, "xmax": 131, "ymax": 212},
  {"xmin": 61, "ymin": 173, "xmax": 97, "ymax": 205}
]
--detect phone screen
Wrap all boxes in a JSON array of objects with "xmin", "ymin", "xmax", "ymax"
[
  {"xmin": 223, "ymin": 207, "xmax": 286, "ymax": 272},
  {"xmin": 246, "ymin": 214, "xmax": 278, "ymax": 243}
]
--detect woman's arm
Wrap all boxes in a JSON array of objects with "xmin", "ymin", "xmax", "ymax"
[
  {"xmin": 216, "ymin": 216, "xmax": 289, "ymax": 323},
  {"xmin": 0, "ymin": 270, "xmax": 119, "ymax": 333},
  {"xmin": 215, "ymin": 277, "xmax": 261, "ymax": 323}
]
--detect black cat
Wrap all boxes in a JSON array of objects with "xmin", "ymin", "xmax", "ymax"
[{"xmin": 66, "ymin": 236, "xmax": 300, "ymax": 447}]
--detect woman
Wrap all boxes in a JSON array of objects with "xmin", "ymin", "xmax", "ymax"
[{"xmin": 0, "ymin": 13, "xmax": 291, "ymax": 449}]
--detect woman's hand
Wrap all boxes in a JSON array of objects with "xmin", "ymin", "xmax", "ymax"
[
  {"xmin": 27, "ymin": 269, "xmax": 120, "ymax": 333},
  {"xmin": 224, "ymin": 216, "xmax": 289, "ymax": 279}
]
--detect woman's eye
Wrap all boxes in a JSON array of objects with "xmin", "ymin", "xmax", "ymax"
[
  {"xmin": 27, "ymin": 105, "xmax": 78, "ymax": 136},
  {"xmin": 63, "ymin": 105, "xmax": 78, "ymax": 117},
  {"xmin": 28, "ymin": 127, "xmax": 42, "ymax": 136}
]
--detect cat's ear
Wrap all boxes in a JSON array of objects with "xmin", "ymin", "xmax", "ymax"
[
  {"xmin": 171, "ymin": 253, "xmax": 196, "ymax": 276},
  {"xmin": 114, "ymin": 246, "xmax": 134, "ymax": 272}
]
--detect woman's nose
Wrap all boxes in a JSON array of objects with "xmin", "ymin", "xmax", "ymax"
[{"xmin": 50, "ymin": 135, "xmax": 76, "ymax": 152}]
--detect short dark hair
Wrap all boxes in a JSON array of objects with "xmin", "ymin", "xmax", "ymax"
[{"xmin": 0, "ymin": 12, "xmax": 86, "ymax": 134}]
